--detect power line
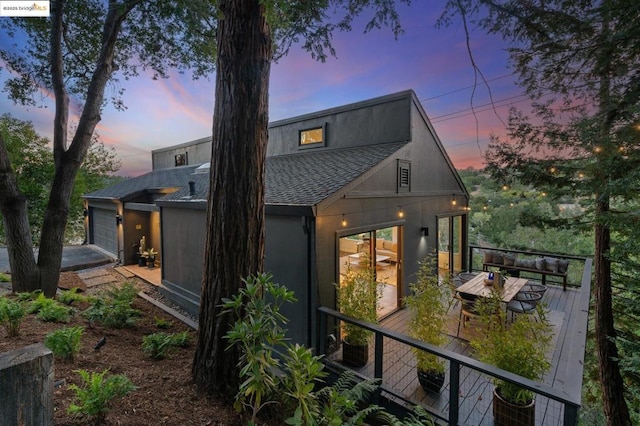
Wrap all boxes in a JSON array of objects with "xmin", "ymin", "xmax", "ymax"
[
  {"xmin": 431, "ymin": 95, "xmax": 531, "ymax": 123},
  {"xmin": 419, "ymin": 73, "xmax": 516, "ymax": 102}
]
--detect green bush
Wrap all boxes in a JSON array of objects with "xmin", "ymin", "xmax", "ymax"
[
  {"xmin": 0, "ymin": 272, "xmax": 10, "ymax": 282},
  {"xmin": 28, "ymin": 293, "xmax": 73, "ymax": 322},
  {"xmin": 57, "ymin": 288, "xmax": 89, "ymax": 305},
  {"xmin": 44, "ymin": 326, "xmax": 84, "ymax": 360},
  {"xmin": 154, "ymin": 316, "xmax": 173, "ymax": 329},
  {"xmin": 37, "ymin": 302, "xmax": 73, "ymax": 322},
  {"xmin": 68, "ymin": 369, "xmax": 137, "ymax": 422},
  {"xmin": 15, "ymin": 291, "xmax": 38, "ymax": 302},
  {"xmin": 0, "ymin": 297, "xmax": 26, "ymax": 337},
  {"xmin": 83, "ymin": 296, "xmax": 140, "ymax": 328},
  {"xmin": 107, "ymin": 281, "xmax": 139, "ymax": 303},
  {"xmin": 142, "ymin": 331, "xmax": 190, "ymax": 360}
]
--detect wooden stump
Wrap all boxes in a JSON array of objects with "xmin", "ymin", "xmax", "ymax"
[{"xmin": 0, "ymin": 343, "xmax": 54, "ymax": 426}]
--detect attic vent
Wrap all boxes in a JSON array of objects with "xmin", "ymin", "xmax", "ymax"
[{"xmin": 397, "ymin": 161, "xmax": 411, "ymax": 193}]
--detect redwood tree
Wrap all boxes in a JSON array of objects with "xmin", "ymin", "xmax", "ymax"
[
  {"xmin": 192, "ymin": 0, "xmax": 409, "ymax": 400},
  {"xmin": 440, "ymin": 1, "xmax": 640, "ymax": 424},
  {"xmin": 0, "ymin": 0, "xmax": 216, "ymax": 296}
]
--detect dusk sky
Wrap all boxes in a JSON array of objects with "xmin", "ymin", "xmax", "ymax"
[{"xmin": 0, "ymin": 1, "xmax": 524, "ymax": 177}]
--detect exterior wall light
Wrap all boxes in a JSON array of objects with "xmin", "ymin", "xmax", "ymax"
[
  {"xmin": 341, "ymin": 214, "xmax": 347, "ymax": 227},
  {"xmin": 398, "ymin": 206, "xmax": 404, "ymax": 218},
  {"xmin": 421, "ymin": 227, "xmax": 429, "ymax": 237},
  {"xmin": 115, "ymin": 214, "xmax": 123, "ymax": 225},
  {"xmin": 451, "ymin": 194, "xmax": 457, "ymax": 206}
]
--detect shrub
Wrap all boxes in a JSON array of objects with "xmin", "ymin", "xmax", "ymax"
[
  {"xmin": 83, "ymin": 296, "xmax": 140, "ymax": 328},
  {"xmin": 44, "ymin": 326, "xmax": 84, "ymax": 360},
  {"xmin": 154, "ymin": 316, "xmax": 173, "ymax": 329},
  {"xmin": 142, "ymin": 331, "xmax": 190, "ymax": 360},
  {"xmin": 57, "ymin": 288, "xmax": 89, "ymax": 305},
  {"xmin": 28, "ymin": 293, "xmax": 73, "ymax": 322},
  {"xmin": 68, "ymin": 369, "xmax": 137, "ymax": 422},
  {"xmin": 37, "ymin": 302, "xmax": 73, "ymax": 322},
  {"xmin": 0, "ymin": 297, "xmax": 26, "ymax": 337},
  {"xmin": 107, "ymin": 281, "xmax": 138, "ymax": 303},
  {"xmin": 0, "ymin": 272, "xmax": 9, "ymax": 282}
]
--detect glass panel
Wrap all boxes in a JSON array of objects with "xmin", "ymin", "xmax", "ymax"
[
  {"xmin": 300, "ymin": 127, "xmax": 323, "ymax": 145},
  {"xmin": 452, "ymin": 216, "xmax": 463, "ymax": 273},
  {"xmin": 438, "ymin": 217, "xmax": 450, "ymax": 273},
  {"xmin": 338, "ymin": 227, "xmax": 401, "ymax": 320}
]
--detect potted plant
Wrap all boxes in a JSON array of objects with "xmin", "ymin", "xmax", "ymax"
[
  {"xmin": 142, "ymin": 248, "xmax": 158, "ymax": 268},
  {"xmin": 404, "ymin": 254, "xmax": 452, "ymax": 393},
  {"xmin": 336, "ymin": 254, "xmax": 381, "ymax": 367},
  {"xmin": 470, "ymin": 293, "xmax": 553, "ymax": 426}
]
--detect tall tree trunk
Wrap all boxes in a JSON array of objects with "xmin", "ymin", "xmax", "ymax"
[
  {"xmin": 1, "ymin": 0, "xmax": 136, "ymax": 296},
  {"xmin": 594, "ymin": 199, "xmax": 631, "ymax": 425},
  {"xmin": 0, "ymin": 133, "xmax": 39, "ymax": 292},
  {"xmin": 192, "ymin": 0, "xmax": 272, "ymax": 400},
  {"xmin": 593, "ymin": 12, "xmax": 631, "ymax": 423}
]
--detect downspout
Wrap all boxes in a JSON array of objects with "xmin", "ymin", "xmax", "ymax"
[{"xmin": 302, "ymin": 215, "xmax": 316, "ymax": 348}]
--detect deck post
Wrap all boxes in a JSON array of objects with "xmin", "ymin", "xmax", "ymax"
[
  {"xmin": 448, "ymin": 359, "xmax": 460, "ymax": 425},
  {"xmin": 373, "ymin": 331, "xmax": 384, "ymax": 403},
  {"xmin": 317, "ymin": 308, "xmax": 327, "ymax": 355}
]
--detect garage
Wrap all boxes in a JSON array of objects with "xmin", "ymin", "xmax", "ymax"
[{"xmin": 90, "ymin": 207, "xmax": 117, "ymax": 255}]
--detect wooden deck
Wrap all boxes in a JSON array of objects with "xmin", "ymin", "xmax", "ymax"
[{"xmin": 325, "ymin": 282, "xmax": 584, "ymax": 425}]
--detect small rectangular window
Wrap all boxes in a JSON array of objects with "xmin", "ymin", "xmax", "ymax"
[
  {"xmin": 299, "ymin": 126, "xmax": 324, "ymax": 146},
  {"xmin": 175, "ymin": 153, "xmax": 187, "ymax": 167}
]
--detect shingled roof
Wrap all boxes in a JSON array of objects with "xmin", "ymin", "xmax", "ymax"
[
  {"xmin": 84, "ymin": 165, "xmax": 201, "ymax": 200},
  {"xmin": 158, "ymin": 141, "xmax": 408, "ymax": 206}
]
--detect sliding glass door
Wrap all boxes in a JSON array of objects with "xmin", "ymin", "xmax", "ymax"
[
  {"xmin": 338, "ymin": 226, "xmax": 402, "ymax": 319},
  {"xmin": 437, "ymin": 216, "xmax": 463, "ymax": 275}
]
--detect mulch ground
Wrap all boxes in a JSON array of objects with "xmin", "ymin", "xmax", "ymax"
[{"xmin": 0, "ymin": 268, "xmax": 249, "ymax": 425}]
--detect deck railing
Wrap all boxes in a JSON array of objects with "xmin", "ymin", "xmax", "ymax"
[
  {"xmin": 468, "ymin": 245, "xmax": 588, "ymax": 289},
  {"xmin": 317, "ymin": 257, "xmax": 592, "ymax": 425}
]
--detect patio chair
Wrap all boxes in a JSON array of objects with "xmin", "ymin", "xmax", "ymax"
[
  {"xmin": 456, "ymin": 292, "xmax": 479, "ymax": 336},
  {"xmin": 457, "ymin": 272, "xmax": 479, "ymax": 284},
  {"xmin": 521, "ymin": 282, "xmax": 547, "ymax": 297},
  {"xmin": 506, "ymin": 291, "xmax": 543, "ymax": 321}
]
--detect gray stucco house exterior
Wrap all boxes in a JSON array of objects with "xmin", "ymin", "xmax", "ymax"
[{"xmin": 83, "ymin": 90, "xmax": 470, "ymax": 347}]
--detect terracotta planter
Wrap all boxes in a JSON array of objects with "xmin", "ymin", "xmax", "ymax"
[
  {"xmin": 492, "ymin": 387, "xmax": 535, "ymax": 426},
  {"xmin": 342, "ymin": 340, "xmax": 368, "ymax": 367},
  {"xmin": 417, "ymin": 368, "xmax": 445, "ymax": 393}
]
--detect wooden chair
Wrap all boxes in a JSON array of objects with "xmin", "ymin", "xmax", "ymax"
[{"xmin": 456, "ymin": 292, "xmax": 479, "ymax": 336}]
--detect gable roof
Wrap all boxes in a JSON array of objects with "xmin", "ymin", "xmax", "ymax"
[
  {"xmin": 84, "ymin": 165, "xmax": 201, "ymax": 200},
  {"xmin": 157, "ymin": 141, "xmax": 408, "ymax": 207}
]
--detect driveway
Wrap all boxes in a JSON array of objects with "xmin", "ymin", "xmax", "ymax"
[{"xmin": 0, "ymin": 245, "xmax": 115, "ymax": 273}]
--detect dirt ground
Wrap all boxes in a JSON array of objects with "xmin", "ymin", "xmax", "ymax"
[{"xmin": 0, "ymin": 269, "xmax": 248, "ymax": 425}]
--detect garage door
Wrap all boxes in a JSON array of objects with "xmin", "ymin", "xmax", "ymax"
[{"xmin": 91, "ymin": 208, "xmax": 117, "ymax": 255}]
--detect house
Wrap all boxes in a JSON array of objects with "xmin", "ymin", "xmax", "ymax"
[{"xmin": 83, "ymin": 90, "xmax": 470, "ymax": 347}]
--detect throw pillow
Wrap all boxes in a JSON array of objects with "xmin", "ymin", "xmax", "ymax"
[
  {"xmin": 504, "ymin": 254, "xmax": 516, "ymax": 266},
  {"xmin": 558, "ymin": 259, "xmax": 570, "ymax": 273},
  {"xmin": 535, "ymin": 257, "xmax": 546, "ymax": 270},
  {"xmin": 545, "ymin": 257, "xmax": 560, "ymax": 273}
]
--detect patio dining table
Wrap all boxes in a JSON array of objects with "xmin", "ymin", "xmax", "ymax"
[{"xmin": 456, "ymin": 272, "xmax": 529, "ymax": 303}]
